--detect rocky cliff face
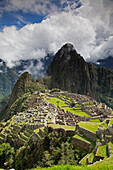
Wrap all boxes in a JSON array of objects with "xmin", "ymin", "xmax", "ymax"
[
  {"xmin": 47, "ymin": 43, "xmax": 113, "ymax": 107},
  {"xmin": 47, "ymin": 43, "xmax": 96, "ymax": 98},
  {"xmin": 8, "ymin": 72, "xmax": 37, "ymax": 108}
]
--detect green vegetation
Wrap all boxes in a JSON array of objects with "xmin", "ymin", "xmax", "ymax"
[
  {"xmin": 0, "ymin": 95, "xmax": 10, "ymax": 111},
  {"xmin": 78, "ymin": 121, "xmax": 100, "ymax": 133},
  {"xmin": 12, "ymin": 130, "xmax": 86, "ymax": 169},
  {"xmin": 90, "ymin": 155, "xmax": 113, "ymax": 169},
  {"xmin": 50, "ymin": 88, "xmax": 61, "ymax": 93},
  {"xmin": 73, "ymin": 135, "xmax": 90, "ymax": 144},
  {"xmin": 90, "ymin": 119, "xmax": 100, "ymax": 122},
  {"xmin": 0, "ymin": 69, "xmax": 18, "ymax": 99},
  {"xmin": 108, "ymin": 142, "xmax": 113, "ymax": 156},
  {"xmin": 1, "ymin": 70, "xmax": 113, "ymax": 170},
  {"xmin": 82, "ymin": 102, "xmax": 95, "ymax": 107},
  {"xmin": 96, "ymin": 145, "xmax": 107, "ymax": 158},
  {"xmin": 109, "ymin": 119, "xmax": 113, "ymax": 126},
  {"xmin": 0, "ymin": 143, "xmax": 15, "ymax": 169},
  {"xmin": 47, "ymin": 97, "xmax": 90, "ymax": 117},
  {"xmin": 88, "ymin": 152, "xmax": 95, "ymax": 163},
  {"xmin": 48, "ymin": 124, "xmax": 75, "ymax": 130},
  {"xmin": 0, "ymin": 72, "xmax": 46, "ymax": 121},
  {"xmin": 30, "ymin": 156, "xmax": 113, "ymax": 169}
]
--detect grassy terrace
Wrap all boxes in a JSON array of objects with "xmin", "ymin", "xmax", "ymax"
[
  {"xmin": 82, "ymin": 102, "xmax": 95, "ymax": 107},
  {"xmin": 109, "ymin": 118, "xmax": 113, "ymax": 126},
  {"xmin": 73, "ymin": 134, "xmax": 90, "ymax": 144},
  {"xmin": 108, "ymin": 142, "xmax": 113, "ymax": 156},
  {"xmin": 88, "ymin": 152, "xmax": 95, "ymax": 163},
  {"xmin": 30, "ymin": 156, "xmax": 113, "ymax": 169},
  {"xmin": 90, "ymin": 119, "xmax": 100, "ymax": 122},
  {"xmin": 99, "ymin": 122, "xmax": 108, "ymax": 129},
  {"xmin": 34, "ymin": 126, "xmax": 45, "ymax": 134},
  {"xmin": 78, "ymin": 121, "xmax": 100, "ymax": 133},
  {"xmin": 80, "ymin": 152, "xmax": 95, "ymax": 165},
  {"xmin": 80, "ymin": 153, "xmax": 90, "ymax": 165},
  {"xmin": 48, "ymin": 124, "xmax": 75, "ymax": 130},
  {"xmin": 46, "ymin": 97, "xmax": 90, "ymax": 117},
  {"xmin": 96, "ymin": 145, "xmax": 107, "ymax": 158}
]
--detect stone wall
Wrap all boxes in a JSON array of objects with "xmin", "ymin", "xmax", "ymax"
[
  {"xmin": 31, "ymin": 133, "xmax": 42, "ymax": 143},
  {"xmin": 107, "ymin": 126, "xmax": 113, "ymax": 135},
  {"xmin": 72, "ymin": 137, "xmax": 92, "ymax": 151},
  {"xmin": 47, "ymin": 126, "xmax": 75, "ymax": 137},
  {"xmin": 19, "ymin": 133, "xmax": 28, "ymax": 141},
  {"xmin": 15, "ymin": 137, "xmax": 25, "ymax": 147},
  {"xmin": 25, "ymin": 124, "xmax": 44, "ymax": 130},
  {"xmin": 24, "ymin": 131, "xmax": 31, "ymax": 137},
  {"xmin": 0, "ymin": 137, "xmax": 4, "ymax": 144},
  {"xmin": 77, "ymin": 126, "xmax": 96, "ymax": 141},
  {"xmin": 39, "ymin": 129, "xmax": 46, "ymax": 138}
]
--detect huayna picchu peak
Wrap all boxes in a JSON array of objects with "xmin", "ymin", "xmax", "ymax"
[{"xmin": 47, "ymin": 43, "xmax": 113, "ymax": 109}]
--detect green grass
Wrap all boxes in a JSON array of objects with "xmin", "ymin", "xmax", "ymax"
[
  {"xmin": 73, "ymin": 134, "xmax": 90, "ymax": 144},
  {"xmin": 0, "ymin": 136, "xmax": 4, "ymax": 140},
  {"xmin": 21, "ymin": 132, "xmax": 29, "ymax": 139},
  {"xmin": 80, "ymin": 154, "xmax": 90, "ymax": 165},
  {"xmin": 99, "ymin": 123, "xmax": 108, "ymax": 129},
  {"xmin": 109, "ymin": 119, "xmax": 113, "ymax": 126},
  {"xmin": 34, "ymin": 127, "xmax": 45, "ymax": 138},
  {"xmin": 29, "ymin": 156, "xmax": 113, "ymax": 169},
  {"xmin": 78, "ymin": 121, "xmax": 100, "ymax": 133},
  {"xmin": 34, "ymin": 129, "xmax": 39, "ymax": 134},
  {"xmin": 37, "ymin": 132, "xmax": 44, "ymax": 139},
  {"xmin": 90, "ymin": 119, "xmax": 100, "ymax": 122},
  {"xmin": 82, "ymin": 102, "xmax": 95, "ymax": 107},
  {"xmin": 47, "ymin": 97, "xmax": 90, "ymax": 117},
  {"xmin": 18, "ymin": 134, "xmax": 26, "ymax": 142},
  {"xmin": 108, "ymin": 142, "xmax": 113, "ymax": 156},
  {"xmin": 88, "ymin": 152, "xmax": 95, "ymax": 163},
  {"xmin": 73, "ymin": 104, "xmax": 81, "ymax": 109},
  {"xmin": 96, "ymin": 145, "xmax": 107, "ymax": 158},
  {"xmin": 48, "ymin": 124, "xmax": 75, "ymax": 130},
  {"xmin": 90, "ymin": 156, "xmax": 113, "ymax": 169}
]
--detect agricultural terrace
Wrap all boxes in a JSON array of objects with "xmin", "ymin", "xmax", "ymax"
[
  {"xmin": 46, "ymin": 96, "xmax": 90, "ymax": 117},
  {"xmin": 73, "ymin": 134, "xmax": 90, "ymax": 144},
  {"xmin": 96, "ymin": 145, "xmax": 108, "ymax": 158},
  {"xmin": 78, "ymin": 121, "xmax": 101, "ymax": 133},
  {"xmin": 48, "ymin": 124, "xmax": 75, "ymax": 130}
]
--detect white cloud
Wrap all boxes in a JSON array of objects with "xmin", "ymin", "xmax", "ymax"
[
  {"xmin": 0, "ymin": 11, "xmax": 96, "ymax": 68},
  {"xmin": 3, "ymin": 0, "xmax": 58, "ymax": 15},
  {"xmin": 0, "ymin": 0, "xmax": 113, "ymax": 73},
  {"xmin": 18, "ymin": 60, "xmax": 44, "ymax": 78}
]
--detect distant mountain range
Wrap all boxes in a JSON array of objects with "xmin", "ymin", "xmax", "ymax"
[{"xmin": 93, "ymin": 56, "xmax": 113, "ymax": 70}]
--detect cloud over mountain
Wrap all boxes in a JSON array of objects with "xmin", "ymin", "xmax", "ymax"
[{"xmin": 0, "ymin": 0, "xmax": 113, "ymax": 69}]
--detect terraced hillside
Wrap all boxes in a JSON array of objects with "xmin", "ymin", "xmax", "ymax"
[{"xmin": 0, "ymin": 90, "xmax": 113, "ymax": 169}]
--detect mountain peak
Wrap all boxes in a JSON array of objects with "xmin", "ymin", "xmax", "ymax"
[
  {"xmin": 8, "ymin": 72, "xmax": 36, "ymax": 108},
  {"xmin": 53, "ymin": 43, "xmax": 81, "ymax": 63},
  {"xmin": 61, "ymin": 43, "xmax": 75, "ymax": 52},
  {"xmin": 57, "ymin": 43, "xmax": 76, "ymax": 56}
]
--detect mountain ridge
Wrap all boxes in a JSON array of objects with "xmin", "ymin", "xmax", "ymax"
[{"xmin": 46, "ymin": 43, "xmax": 113, "ymax": 108}]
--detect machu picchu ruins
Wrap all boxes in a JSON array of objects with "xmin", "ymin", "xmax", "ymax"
[{"xmin": 1, "ymin": 90, "xmax": 113, "ymax": 168}]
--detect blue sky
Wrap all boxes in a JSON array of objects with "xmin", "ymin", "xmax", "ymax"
[
  {"xmin": 0, "ymin": 0, "xmax": 113, "ymax": 72},
  {"xmin": 0, "ymin": 0, "xmax": 81, "ymax": 29}
]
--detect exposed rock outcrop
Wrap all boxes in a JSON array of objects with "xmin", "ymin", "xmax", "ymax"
[{"xmin": 47, "ymin": 43, "xmax": 113, "ymax": 107}]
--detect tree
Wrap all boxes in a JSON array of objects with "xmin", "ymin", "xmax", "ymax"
[
  {"xmin": 58, "ymin": 142, "xmax": 77, "ymax": 165},
  {"xmin": 0, "ymin": 143, "xmax": 15, "ymax": 169},
  {"xmin": 41, "ymin": 151, "xmax": 54, "ymax": 167}
]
